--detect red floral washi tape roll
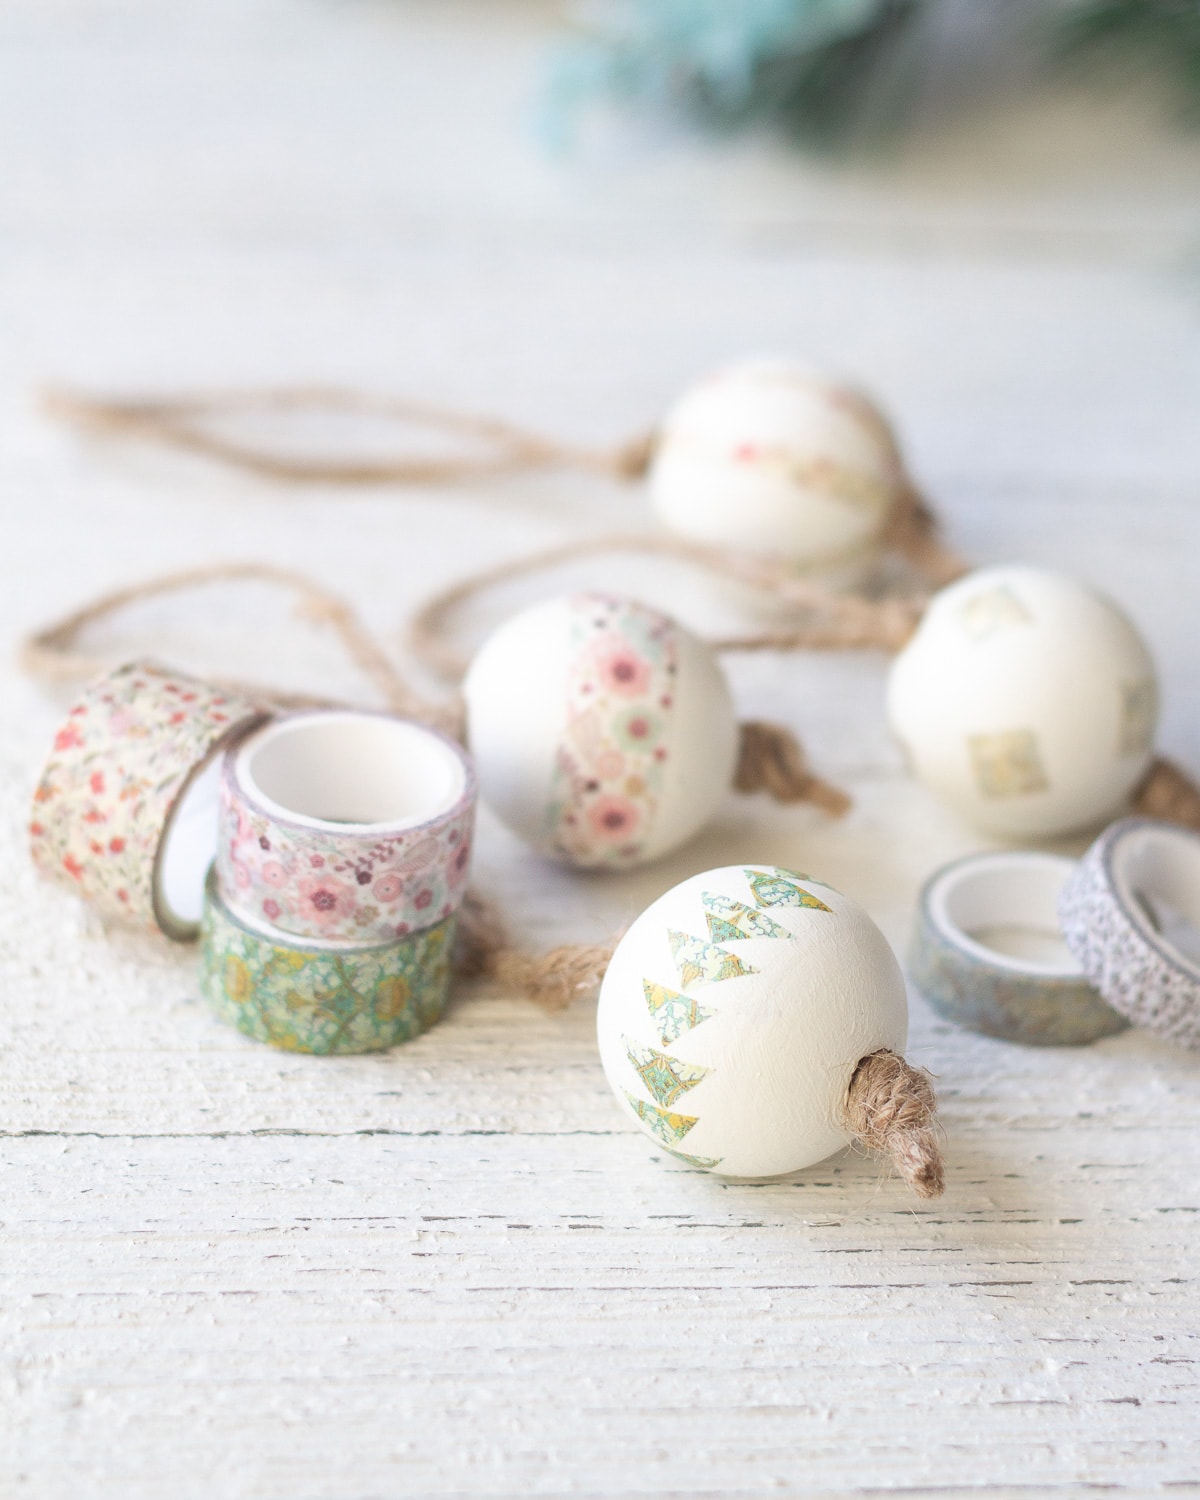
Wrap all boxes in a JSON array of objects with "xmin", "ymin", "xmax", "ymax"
[
  {"xmin": 215, "ymin": 708, "xmax": 476, "ymax": 944},
  {"xmin": 30, "ymin": 661, "xmax": 267, "ymax": 940}
]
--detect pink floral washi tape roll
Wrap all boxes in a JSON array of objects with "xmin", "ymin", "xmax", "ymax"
[
  {"xmin": 30, "ymin": 661, "xmax": 267, "ymax": 940},
  {"xmin": 216, "ymin": 709, "xmax": 476, "ymax": 944}
]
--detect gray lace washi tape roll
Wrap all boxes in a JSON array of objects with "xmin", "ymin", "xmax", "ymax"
[
  {"xmin": 908, "ymin": 850, "xmax": 1127, "ymax": 1046},
  {"xmin": 200, "ymin": 870, "xmax": 455, "ymax": 1054},
  {"xmin": 216, "ymin": 708, "xmax": 476, "ymax": 944},
  {"xmin": 1059, "ymin": 817, "xmax": 1200, "ymax": 1049}
]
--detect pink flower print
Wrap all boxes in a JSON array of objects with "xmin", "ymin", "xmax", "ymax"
[
  {"xmin": 373, "ymin": 873, "xmax": 403, "ymax": 904},
  {"xmin": 89, "ymin": 771, "xmax": 105, "ymax": 795},
  {"xmin": 591, "ymin": 641, "xmax": 652, "ymax": 698},
  {"xmin": 108, "ymin": 709, "xmax": 135, "ymax": 736},
  {"xmin": 453, "ymin": 841, "xmax": 470, "ymax": 875},
  {"xmin": 615, "ymin": 708, "xmax": 662, "ymax": 753},
  {"xmin": 309, "ymin": 854, "xmax": 325, "ymax": 869},
  {"xmin": 261, "ymin": 861, "xmax": 288, "ymax": 889},
  {"xmin": 594, "ymin": 748, "xmax": 625, "ymax": 780},
  {"xmin": 586, "ymin": 794, "xmax": 642, "ymax": 844},
  {"xmin": 263, "ymin": 898, "xmax": 281, "ymax": 921},
  {"xmin": 232, "ymin": 861, "xmax": 252, "ymax": 890},
  {"xmin": 414, "ymin": 888, "xmax": 433, "ymax": 911},
  {"xmin": 299, "ymin": 874, "xmax": 354, "ymax": 924},
  {"xmin": 109, "ymin": 837, "xmax": 125, "ymax": 854},
  {"xmin": 54, "ymin": 724, "xmax": 83, "ymax": 753},
  {"xmin": 63, "ymin": 853, "xmax": 84, "ymax": 881}
]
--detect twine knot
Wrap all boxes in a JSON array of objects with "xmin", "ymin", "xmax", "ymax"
[
  {"xmin": 734, "ymin": 721, "xmax": 851, "ymax": 816},
  {"xmin": 1131, "ymin": 757, "xmax": 1200, "ymax": 833},
  {"xmin": 845, "ymin": 1049, "xmax": 944, "ymax": 1199}
]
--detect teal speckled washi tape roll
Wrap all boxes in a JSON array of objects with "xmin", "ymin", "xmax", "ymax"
[
  {"xmin": 200, "ymin": 871, "xmax": 454, "ymax": 1054},
  {"xmin": 908, "ymin": 850, "xmax": 1127, "ymax": 1047}
]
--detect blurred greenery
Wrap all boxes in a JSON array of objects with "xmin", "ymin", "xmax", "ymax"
[{"xmin": 546, "ymin": 0, "xmax": 1200, "ymax": 149}]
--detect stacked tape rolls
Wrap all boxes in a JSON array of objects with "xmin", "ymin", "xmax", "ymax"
[
  {"xmin": 30, "ymin": 666, "xmax": 477, "ymax": 1055},
  {"xmin": 203, "ymin": 709, "xmax": 476, "ymax": 1053}
]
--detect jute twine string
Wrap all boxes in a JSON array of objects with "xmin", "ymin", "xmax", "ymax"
[
  {"xmin": 42, "ymin": 385, "xmax": 656, "ymax": 487},
  {"xmin": 43, "ymin": 381, "xmax": 966, "ymax": 587},
  {"xmin": 18, "ymin": 560, "xmax": 463, "ymax": 733},
  {"xmin": 1130, "ymin": 758, "xmax": 1200, "ymax": 834},
  {"xmin": 845, "ymin": 1050, "xmax": 944, "ymax": 1198},
  {"xmin": 405, "ymin": 530, "xmax": 934, "ymax": 683}
]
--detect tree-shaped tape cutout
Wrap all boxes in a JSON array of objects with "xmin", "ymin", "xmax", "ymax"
[
  {"xmin": 667, "ymin": 930, "xmax": 759, "ymax": 991},
  {"xmin": 745, "ymin": 868, "xmax": 833, "ymax": 912},
  {"xmin": 661, "ymin": 1144, "xmax": 723, "ymax": 1170},
  {"xmin": 702, "ymin": 893, "xmax": 791, "ymax": 941},
  {"xmin": 624, "ymin": 1092, "xmax": 699, "ymax": 1146},
  {"xmin": 642, "ymin": 979, "xmax": 716, "ymax": 1046},
  {"xmin": 624, "ymin": 1038, "xmax": 711, "ymax": 1109}
]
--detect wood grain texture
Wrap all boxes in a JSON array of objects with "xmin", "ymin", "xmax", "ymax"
[{"xmin": 1, "ymin": 1, "xmax": 1199, "ymax": 1494}]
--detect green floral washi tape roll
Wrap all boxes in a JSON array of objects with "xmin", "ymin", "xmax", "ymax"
[{"xmin": 200, "ymin": 870, "xmax": 454, "ymax": 1054}]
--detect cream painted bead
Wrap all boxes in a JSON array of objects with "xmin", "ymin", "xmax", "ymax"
[
  {"xmin": 463, "ymin": 593, "xmax": 739, "ymax": 869},
  {"xmin": 597, "ymin": 864, "xmax": 908, "ymax": 1178},
  {"xmin": 887, "ymin": 565, "xmax": 1158, "ymax": 838},
  {"xmin": 649, "ymin": 356, "xmax": 907, "ymax": 573}
]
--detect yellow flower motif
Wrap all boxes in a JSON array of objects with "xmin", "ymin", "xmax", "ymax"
[
  {"xmin": 223, "ymin": 955, "xmax": 253, "ymax": 1005},
  {"xmin": 374, "ymin": 975, "xmax": 411, "ymax": 1021},
  {"xmin": 266, "ymin": 950, "xmax": 311, "ymax": 978}
]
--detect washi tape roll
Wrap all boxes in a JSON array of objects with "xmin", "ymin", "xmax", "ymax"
[
  {"xmin": 216, "ymin": 708, "xmax": 476, "ymax": 944},
  {"xmin": 908, "ymin": 850, "xmax": 1127, "ymax": 1046},
  {"xmin": 200, "ymin": 870, "xmax": 453, "ymax": 1053},
  {"xmin": 30, "ymin": 661, "xmax": 266, "ymax": 940},
  {"xmin": 1059, "ymin": 817, "xmax": 1200, "ymax": 1050}
]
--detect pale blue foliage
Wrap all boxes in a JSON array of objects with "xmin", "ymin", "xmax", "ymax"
[
  {"xmin": 545, "ymin": 0, "xmax": 922, "ymax": 146},
  {"xmin": 589, "ymin": 0, "xmax": 887, "ymax": 102}
]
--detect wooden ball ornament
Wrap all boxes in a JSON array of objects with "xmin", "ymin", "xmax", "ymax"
[
  {"xmin": 463, "ymin": 593, "xmax": 739, "ymax": 870},
  {"xmin": 598, "ymin": 864, "xmax": 944, "ymax": 1196},
  {"xmin": 648, "ymin": 357, "xmax": 909, "ymax": 575},
  {"xmin": 887, "ymin": 565, "xmax": 1158, "ymax": 838}
]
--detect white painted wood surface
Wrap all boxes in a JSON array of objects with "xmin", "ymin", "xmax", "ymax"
[{"xmin": 2, "ymin": 3, "xmax": 1199, "ymax": 1494}]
